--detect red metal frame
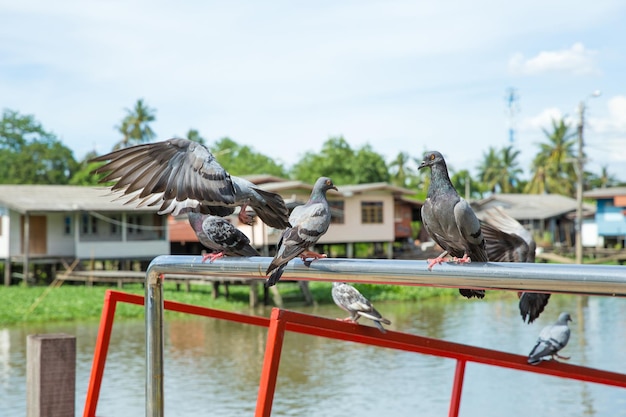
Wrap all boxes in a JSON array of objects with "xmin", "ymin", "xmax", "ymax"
[{"xmin": 84, "ymin": 290, "xmax": 626, "ymax": 417}]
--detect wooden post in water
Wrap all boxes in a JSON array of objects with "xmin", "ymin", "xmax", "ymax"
[{"xmin": 27, "ymin": 334, "xmax": 76, "ymax": 417}]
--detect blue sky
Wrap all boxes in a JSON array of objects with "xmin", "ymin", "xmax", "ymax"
[{"xmin": 2, "ymin": 0, "xmax": 626, "ymax": 182}]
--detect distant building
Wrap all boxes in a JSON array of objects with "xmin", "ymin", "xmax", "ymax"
[
  {"xmin": 583, "ymin": 187, "xmax": 626, "ymax": 248},
  {"xmin": 0, "ymin": 185, "xmax": 168, "ymax": 285},
  {"xmin": 471, "ymin": 193, "xmax": 595, "ymax": 247},
  {"xmin": 169, "ymin": 178, "xmax": 422, "ymax": 259}
]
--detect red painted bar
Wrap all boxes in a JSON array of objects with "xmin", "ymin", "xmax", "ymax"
[
  {"xmin": 255, "ymin": 309, "xmax": 288, "ymax": 417},
  {"xmin": 84, "ymin": 292, "xmax": 626, "ymax": 417},
  {"xmin": 449, "ymin": 360, "xmax": 466, "ymax": 417},
  {"xmin": 83, "ymin": 290, "xmax": 118, "ymax": 417}
]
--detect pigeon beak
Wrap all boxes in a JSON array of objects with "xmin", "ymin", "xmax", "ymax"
[
  {"xmin": 418, "ymin": 160, "xmax": 427, "ymax": 170},
  {"xmin": 331, "ymin": 185, "xmax": 338, "ymax": 192}
]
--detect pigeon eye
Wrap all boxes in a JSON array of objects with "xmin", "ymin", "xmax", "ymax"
[{"xmin": 430, "ymin": 154, "xmax": 435, "ymax": 161}]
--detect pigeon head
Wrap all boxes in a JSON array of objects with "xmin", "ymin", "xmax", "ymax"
[
  {"xmin": 557, "ymin": 312, "xmax": 572, "ymax": 324},
  {"xmin": 314, "ymin": 177, "xmax": 338, "ymax": 193},
  {"xmin": 418, "ymin": 151, "xmax": 446, "ymax": 170}
]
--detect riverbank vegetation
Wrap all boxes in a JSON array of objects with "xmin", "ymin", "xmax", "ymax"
[{"xmin": 0, "ymin": 281, "xmax": 489, "ymax": 326}]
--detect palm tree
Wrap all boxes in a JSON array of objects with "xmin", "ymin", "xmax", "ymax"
[
  {"xmin": 476, "ymin": 145, "xmax": 523, "ymax": 194},
  {"xmin": 389, "ymin": 151, "xmax": 416, "ymax": 187},
  {"xmin": 113, "ymin": 99, "xmax": 156, "ymax": 150},
  {"xmin": 476, "ymin": 146, "xmax": 503, "ymax": 193},
  {"xmin": 525, "ymin": 118, "xmax": 577, "ymax": 196},
  {"xmin": 499, "ymin": 146, "xmax": 523, "ymax": 192}
]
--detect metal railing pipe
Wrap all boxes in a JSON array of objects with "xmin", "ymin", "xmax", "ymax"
[{"xmin": 144, "ymin": 255, "xmax": 626, "ymax": 417}]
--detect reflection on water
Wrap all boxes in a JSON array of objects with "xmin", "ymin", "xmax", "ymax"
[{"xmin": 1, "ymin": 294, "xmax": 626, "ymax": 416}]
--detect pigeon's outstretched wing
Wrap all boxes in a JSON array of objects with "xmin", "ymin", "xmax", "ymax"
[
  {"xmin": 528, "ymin": 312, "xmax": 572, "ymax": 365},
  {"xmin": 332, "ymin": 282, "xmax": 391, "ymax": 333},
  {"xmin": 480, "ymin": 207, "xmax": 550, "ymax": 323},
  {"xmin": 91, "ymin": 139, "xmax": 291, "ymax": 229},
  {"xmin": 188, "ymin": 212, "xmax": 259, "ymax": 262},
  {"xmin": 91, "ymin": 138, "xmax": 236, "ymax": 216},
  {"xmin": 231, "ymin": 176, "xmax": 291, "ymax": 229},
  {"xmin": 265, "ymin": 177, "xmax": 337, "ymax": 287},
  {"xmin": 418, "ymin": 151, "xmax": 486, "ymax": 299}
]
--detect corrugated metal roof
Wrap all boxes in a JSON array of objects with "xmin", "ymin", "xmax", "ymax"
[
  {"xmin": 583, "ymin": 187, "xmax": 626, "ymax": 199},
  {"xmin": 0, "ymin": 185, "xmax": 160, "ymax": 213},
  {"xmin": 472, "ymin": 193, "xmax": 595, "ymax": 220}
]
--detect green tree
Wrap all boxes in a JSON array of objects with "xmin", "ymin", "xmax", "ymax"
[
  {"xmin": 185, "ymin": 129, "xmax": 206, "ymax": 145},
  {"xmin": 525, "ymin": 118, "xmax": 577, "ymax": 196},
  {"xmin": 291, "ymin": 136, "xmax": 389, "ymax": 185},
  {"xmin": 69, "ymin": 150, "xmax": 104, "ymax": 185},
  {"xmin": 0, "ymin": 109, "xmax": 78, "ymax": 184},
  {"xmin": 389, "ymin": 151, "xmax": 418, "ymax": 188},
  {"xmin": 210, "ymin": 137, "xmax": 287, "ymax": 177},
  {"xmin": 450, "ymin": 169, "xmax": 484, "ymax": 200},
  {"xmin": 586, "ymin": 165, "xmax": 622, "ymax": 189},
  {"xmin": 113, "ymin": 99, "xmax": 156, "ymax": 150},
  {"xmin": 476, "ymin": 145, "xmax": 522, "ymax": 193}
]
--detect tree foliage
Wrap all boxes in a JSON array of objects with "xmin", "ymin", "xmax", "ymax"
[
  {"xmin": 210, "ymin": 137, "xmax": 287, "ymax": 177},
  {"xmin": 525, "ymin": 118, "xmax": 577, "ymax": 196},
  {"xmin": 0, "ymin": 109, "xmax": 78, "ymax": 184},
  {"xmin": 476, "ymin": 145, "xmax": 522, "ymax": 193},
  {"xmin": 113, "ymin": 99, "xmax": 156, "ymax": 150},
  {"xmin": 292, "ymin": 136, "xmax": 389, "ymax": 185}
]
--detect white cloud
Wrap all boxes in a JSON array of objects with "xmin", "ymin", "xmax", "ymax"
[
  {"xmin": 518, "ymin": 107, "xmax": 564, "ymax": 131},
  {"xmin": 508, "ymin": 42, "xmax": 600, "ymax": 76},
  {"xmin": 590, "ymin": 95, "xmax": 626, "ymax": 132}
]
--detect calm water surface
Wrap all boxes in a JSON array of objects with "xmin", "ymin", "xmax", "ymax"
[{"xmin": 1, "ymin": 293, "xmax": 625, "ymax": 416}]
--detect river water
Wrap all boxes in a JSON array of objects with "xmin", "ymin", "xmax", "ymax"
[{"xmin": 1, "ymin": 293, "xmax": 625, "ymax": 416}]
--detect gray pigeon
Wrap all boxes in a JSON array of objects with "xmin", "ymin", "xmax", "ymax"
[
  {"xmin": 418, "ymin": 151, "xmax": 487, "ymax": 299},
  {"xmin": 528, "ymin": 312, "xmax": 572, "ymax": 365},
  {"xmin": 480, "ymin": 207, "xmax": 550, "ymax": 324},
  {"xmin": 187, "ymin": 212, "xmax": 260, "ymax": 262},
  {"xmin": 332, "ymin": 282, "xmax": 391, "ymax": 333},
  {"xmin": 90, "ymin": 138, "xmax": 291, "ymax": 229},
  {"xmin": 265, "ymin": 177, "xmax": 337, "ymax": 287}
]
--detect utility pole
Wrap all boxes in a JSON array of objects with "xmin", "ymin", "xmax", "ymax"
[
  {"xmin": 575, "ymin": 101, "xmax": 585, "ymax": 264},
  {"xmin": 575, "ymin": 91, "xmax": 601, "ymax": 264}
]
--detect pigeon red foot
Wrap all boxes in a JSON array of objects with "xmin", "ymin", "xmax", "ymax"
[{"xmin": 202, "ymin": 251, "xmax": 225, "ymax": 263}]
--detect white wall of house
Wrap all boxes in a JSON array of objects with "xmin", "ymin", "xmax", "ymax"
[
  {"xmin": 0, "ymin": 210, "xmax": 9, "ymax": 258},
  {"xmin": 76, "ymin": 240, "xmax": 169, "ymax": 259},
  {"xmin": 47, "ymin": 212, "xmax": 76, "ymax": 256},
  {"xmin": 323, "ymin": 193, "xmax": 395, "ymax": 243}
]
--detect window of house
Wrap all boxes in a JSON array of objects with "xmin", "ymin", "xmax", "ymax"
[
  {"xmin": 91, "ymin": 215, "xmax": 98, "ymax": 234},
  {"xmin": 64, "ymin": 216, "xmax": 72, "ymax": 235},
  {"xmin": 329, "ymin": 200, "xmax": 345, "ymax": 224},
  {"xmin": 361, "ymin": 201, "xmax": 383, "ymax": 224},
  {"xmin": 81, "ymin": 213, "xmax": 89, "ymax": 234}
]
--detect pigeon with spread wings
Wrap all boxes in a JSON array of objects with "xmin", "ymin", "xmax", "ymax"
[
  {"xmin": 90, "ymin": 138, "xmax": 290, "ymax": 229},
  {"xmin": 480, "ymin": 206, "xmax": 550, "ymax": 323}
]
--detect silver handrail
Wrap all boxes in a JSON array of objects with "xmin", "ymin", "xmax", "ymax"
[{"xmin": 144, "ymin": 255, "xmax": 626, "ymax": 417}]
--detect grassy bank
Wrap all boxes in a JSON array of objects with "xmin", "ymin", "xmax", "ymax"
[{"xmin": 0, "ymin": 281, "xmax": 466, "ymax": 326}]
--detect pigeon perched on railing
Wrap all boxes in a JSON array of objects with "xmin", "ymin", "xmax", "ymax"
[
  {"xmin": 418, "ymin": 151, "xmax": 487, "ymax": 299},
  {"xmin": 187, "ymin": 212, "xmax": 259, "ymax": 263},
  {"xmin": 332, "ymin": 282, "xmax": 391, "ymax": 333},
  {"xmin": 265, "ymin": 177, "xmax": 337, "ymax": 287},
  {"xmin": 90, "ymin": 138, "xmax": 291, "ymax": 229},
  {"xmin": 528, "ymin": 312, "xmax": 572, "ymax": 365},
  {"xmin": 480, "ymin": 206, "xmax": 550, "ymax": 324}
]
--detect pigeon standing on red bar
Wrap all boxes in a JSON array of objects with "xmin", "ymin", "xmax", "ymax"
[
  {"xmin": 528, "ymin": 312, "xmax": 572, "ymax": 365},
  {"xmin": 418, "ymin": 151, "xmax": 487, "ymax": 299},
  {"xmin": 332, "ymin": 282, "xmax": 391, "ymax": 333}
]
